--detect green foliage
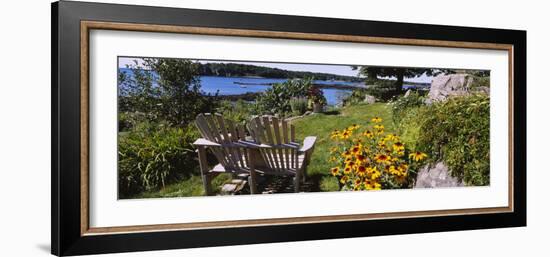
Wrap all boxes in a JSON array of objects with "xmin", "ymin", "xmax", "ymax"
[
  {"xmin": 255, "ymin": 78, "xmax": 313, "ymax": 115},
  {"xmin": 391, "ymin": 91, "xmax": 425, "ymax": 124},
  {"xmin": 216, "ymin": 100, "xmax": 255, "ymax": 125},
  {"xmin": 470, "ymin": 75, "xmax": 490, "ymax": 89},
  {"xmin": 354, "ymin": 66, "xmax": 447, "ymax": 92},
  {"xmin": 118, "ymin": 122, "xmax": 200, "ymax": 198},
  {"xmin": 143, "ymin": 58, "xmax": 219, "ymax": 126},
  {"xmin": 289, "ymin": 97, "xmax": 308, "ymax": 116},
  {"xmin": 413, "ymin": 94, "xmax": 490, "ymax": 186}
]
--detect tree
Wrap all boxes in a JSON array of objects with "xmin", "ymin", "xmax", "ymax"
[
  {"xmin": 353, "ymin": 66, "xmax": 444, "ymax": 93},
  {"xmin": 142, "ymin": 58, "xmax": 218, "ymax": 127}
]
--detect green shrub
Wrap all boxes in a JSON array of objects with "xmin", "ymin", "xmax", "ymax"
[
  {"xmin": 118, "ymin": 122, "xmax": 200, "ymax": 198},
  {"xmin": 414, "ymin": 94, "xmax": 490, "ymax": 186},
  {"xmin": 216, "ymin": 100, "xmax": 255, "ymax": 125},
  {"xmin": 289, "ymin": 97, "xmax": 308, "ymax": 116},
  {"xmin": 255, "ymin": 78, "xmax": 312, "ymax": 115},
  {"xmin": 391, "ymin": 91, "xmax": 425, "ymax": 124}
]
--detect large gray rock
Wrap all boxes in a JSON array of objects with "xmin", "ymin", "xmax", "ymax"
[
  {"xmin": 414, "ymin": 162, "xmax": 464, "ymax": 188},
  {"xmin": 426, "ymin": 74, "xmax": 473, "ymax": 104},
  {"xmin": 363, "ymin": 95, "xmax": 376, "ymax": 104}
]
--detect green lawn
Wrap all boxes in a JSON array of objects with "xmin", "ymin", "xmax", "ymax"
[
  {"xmin": 134, "ymin": 174, "xmax": 233, "ymax": 199},
  {"xmin": 290, "ymin": 103, "xmax": 393, "ymax": 191},
  {"xmin": 132, "ymin": 103, "xmax": 393, "ymax": 198}
]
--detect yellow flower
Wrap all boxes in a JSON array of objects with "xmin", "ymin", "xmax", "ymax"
[
  {"xmin": 344, "ymin": 156, "xmax": 353, "ymax": 163},
  {"xmin": 355, "ymin": 154, "xmax": 367, "ymax": 163},
  {"xmin": 348, "ymin": 124, "xmax": 360, "ymax": 130},
  {"xmin": 343, "ymin": 166, "xmax": 353, "ymax": 174},
  {"xmin": 353, "ymin": 178, "xmax": 363, "ymax": 190},
  {"xmin": 364, "ymin": 180, "xmax": 381, "ymax": 190},
  {"xmin": 374, "ymin": 124, "xmax": 384, "ymax": 131},
  {"xmin": 350, "ymin": 144, "xmax": 362, "ymax": 155},
  {"xmin": 388, "ymin": 165, "xmax": 399, "ymax": 175},
  {"xmin": 392, "ymin": 142, "xmax": 405, "ymax": 152},
  {"xmin": 356, "ymin": 165, "xmax": 367, "ymax": 177},
  {"xmin": 330, "ymin": 167, "xmax": 340, "ymax": 176},
  {"xmin": 362, "ymin": 130, "xmax": 374, "ymax": 138},
  {"xmin": 330, "ymin": 146, "xmax": 338, "ymax": 153},
  {"xmin": 341, "ymin": 150, "xmax": 352, "ymax": 157},
  {"xmin": 371, "ymin": 117, "xmax": 382, "ymax": 123},
  {"xmin": 330, "ymin": 130, "xmax": 340, "ymax": 140},
  {"xmin": 329, "ymin": 156, "xmax": 337, "ymax": 163},
  {"xmin": 340, "ymin": 130, "xmax": 352, "ymax": 139},
  {"xmin": 409, "ymin": 151, "xmax": 428, "ymax": 161},
  {"xmin": 398, "ymin": 163, "xmax": 408, "ymax": 173},
  {"xmin": 340, "ymin": 175, "xmax": 349, "ymax": 184},
  {"xmin": 384, "ymin": 133, "xmax": 399, "ymax": 141},
  {"xmin": 366, "ymin": 166, "xmax": 378, "ymax": 175},
  {"xmin": 370, "ymin": 169, "xmax": 381, "ymax": 180},
  {"xmin": 374, "ymin": 154, "xmax": 391, "ymax": 165}
]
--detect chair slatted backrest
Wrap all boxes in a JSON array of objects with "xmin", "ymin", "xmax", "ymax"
[
  {"xmin": 195, "ymin": 113, "xmax": 248, "ymax": 171},
  {"xmin": 248, "ymin": 115, "xmax": 299, "ymax": 173}
]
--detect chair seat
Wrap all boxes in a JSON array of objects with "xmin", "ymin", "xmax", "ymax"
[{"xmin": 209, "ymin": 153, "xmax": 306, "ymax": 176}]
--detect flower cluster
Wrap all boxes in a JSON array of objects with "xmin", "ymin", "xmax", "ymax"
[{"xmin": 328, "ymin": 117, "xmax": 427, "ymax": 191}]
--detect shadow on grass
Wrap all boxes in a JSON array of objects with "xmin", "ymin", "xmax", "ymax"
[{"xmin": 322, "ymin": 110, "xmax": 340, "ymax": 116}]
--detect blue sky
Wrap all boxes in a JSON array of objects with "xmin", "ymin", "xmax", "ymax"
[{"xmin": 118, "ymin": 57, "xmax": 433, "ymax": 83}]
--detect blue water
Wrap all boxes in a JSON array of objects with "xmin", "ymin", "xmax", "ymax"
[
  {"xmin": 119, "ymin": 68, "xmax": 354, "ymax": 105},
  {"xmin": 119, "ymin": 68, "xmax": 425, "ymax": 105},
  {"xmin": 198, "ymin": 76, "xmax": 353, "ymax": 105}
]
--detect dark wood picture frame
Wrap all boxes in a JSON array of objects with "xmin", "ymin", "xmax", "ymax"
[{"xmin": 52, "ymin": 1, "xmax": 526, "ymax": 256}]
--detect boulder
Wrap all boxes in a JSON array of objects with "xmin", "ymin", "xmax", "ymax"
[
  {"xmin": 363, "ymin": 95, "xmax": 376, "ymax": 104},
  {"xmin": 426, "ymin": 74, "xmax": 473, "ymax": 104},
  {"xmin": 404, "ymin": 89, "xmax": 412, "ymax": 98},
  {"xmin": 414, "ymin": 162, "xmax": 464, "ymax": 188}
]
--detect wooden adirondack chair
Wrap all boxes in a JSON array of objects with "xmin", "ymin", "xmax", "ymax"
[
  {"xmin": 246, "ymin": 115, "xmax": 317, "ymax": 193},
  {"xmin": 193, "ymin": 113, "xmax": 253, "ymax": 196},
  {"xmin": 193, "ymin": 113, "xmax": 317, "ymax": 195}
]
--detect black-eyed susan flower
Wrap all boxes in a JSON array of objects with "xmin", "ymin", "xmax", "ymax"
[
  {"xmin": 356, "ymin": 165, "xmax": 367, "ymax": 177},
  {"xmin": 341, "ymin": 150, "xmax": 351, "ymax": 157},
  {"xmin": 371, "ymin": 117, "xmax": 382, "ymax": 123},
  {"xmin": 350, "ymin": 144, "xmax": 362, "ymax": 155},
  {"xmin": 355, "ymin": 154, "xmax": 367, "ymax": 163},
  {"xmin": 330, "ymin": 167, "xmax": 340, "ymax": 176},
  {"xmin": 340, "ymin": 129, "xmax": 352, "ymax": 139},
  {"xmin": 330, "ymin": 130, "xmax": 340, "ymax": 140},
  {"xmin": 343, "ymin": 166, "xmax": 353, "ymax": 174},
  {"xmin": 362, "ymin": 130, "xmax": 374, "ymax": 138},
  {"xmin": 348, "ymin": 124, "xmax": 360, "ymax": 130},
  {"xmin": 374, "ymin": 124, "xmax": 384, "ymax": 131},
  {"xmin": 375, "ymin": 153, "xmax": 391, "ymax": 165},
  {"xmin": 370, "ymin": 169, "xmax": 381, "ymax": 180},
  {"xmin": 392, "ymin": 142, "xmax": 405, "ymax": 152},
  {"xmin": 340, "ymin": 175, "xmax": 349, "ymax": 184},
  {"xmin": 409, "ymin": 151, "xmax": 428, "ymax": 161}
]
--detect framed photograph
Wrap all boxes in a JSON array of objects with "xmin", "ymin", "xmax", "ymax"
[{"xmin": 52, "ymin": 1, "xmax": 526, "ymax": 256}]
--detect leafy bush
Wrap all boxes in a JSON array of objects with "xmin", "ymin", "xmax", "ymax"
[
  {"xmin": 327, "ymin": 117, "xmax": 428, "ymax": 190},
  {"xmin": 118, "ymin": 122, "xmax": 200, "ymax": 198},
  {"xmin": 289, "ymin": 97, "xmax": 308, "ymax": 116},
  {"xmin": 216, "ymin": 99, "xmax": 255, "ymax": 125},
  {"xmin": 391, "ymin": 91, "xmax": 425, "ymax": 124},
  {"xmin": 255, "ymin": 78, "xmax": 312, "ymax": 115},
  {"xmin": 364, "ymin": 80, "xmax": 402, "ymax": 102},
  {"xmin": 414, "ymin": 94, "xmax": 490, "ymax": 186}
]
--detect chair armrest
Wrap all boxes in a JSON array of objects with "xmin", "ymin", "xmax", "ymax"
[
  {"xmin": 193, "ymin": 138, "xmax": 221, "ymax": 147},
  {"xmin": 299, "ymin": 136, "xmax": 317, "ymax": 153},
  {"xmin": 237, "ymin": 140, "xmax": 300, "ymax": 149}
]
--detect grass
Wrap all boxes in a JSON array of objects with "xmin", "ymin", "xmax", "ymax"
[
  {"xmin": 290, "ymin": 103, "xmax": 393, "ymax": 191},
  {"xmin": 133, "ymin": 174, "xmax": 232, "ymax": 199},
  {"xmin": 131, "ymin": 102, "xmax": 393, "ymax": 198}
]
